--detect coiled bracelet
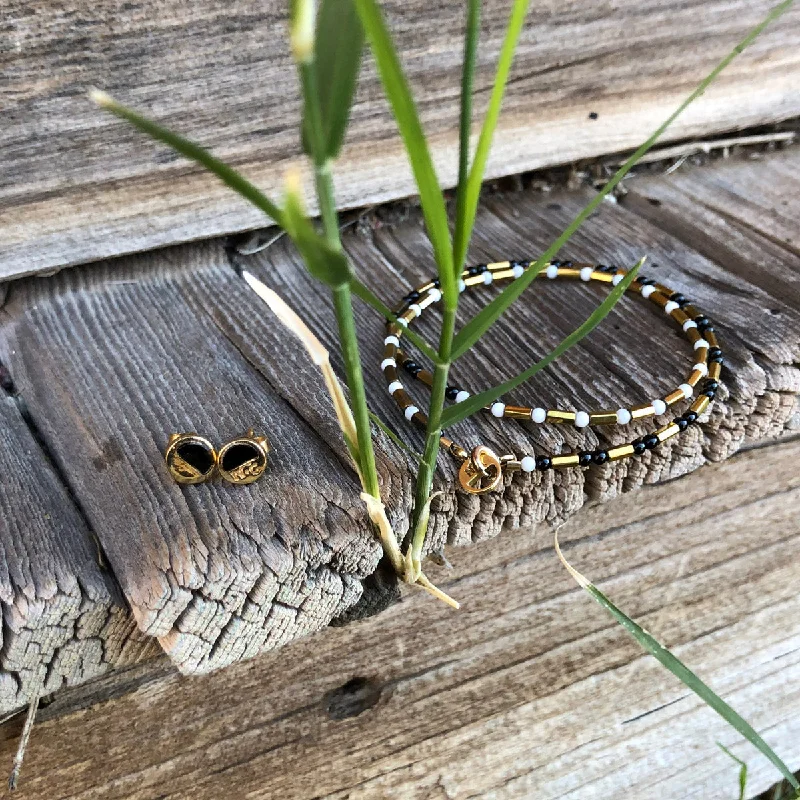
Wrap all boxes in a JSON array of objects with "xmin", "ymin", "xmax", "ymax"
[{"xmin": 381, "ymin": 259, "xmax": 723, "ymax": 494}]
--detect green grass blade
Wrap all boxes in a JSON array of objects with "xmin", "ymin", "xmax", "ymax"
[
  {"xmin": 89, "ymin": 90, "xmax": 283, "ymax": 226},
  {"xmin": 441, "ymin": 259, "xmax": 641, "ymax": 428},
  {"xmin": 301, "ymin": 0, "xmax": 364, "ymax": 159},
  {"xmin": 718, "ymin": 743, "xmax": 749, "ymax": 800},
  {"xmin": 369, "ymin": 411, "xmax": 423, "ymax": 464},
  {"xmin": 354, "ymin": 0, "xmax": 456, "ymax": 305},
  {"xmin": 554, "ymin": 534, "xmax": 800, "ymax": 792},
  {"xmin": 453, "ymin": 0, "xmax": 481, "ymax": 272},
  {"xmin": 348, "ymin": 277, "xmax": 440, "ymax": 364},
  {"xmin": 452, "ymin": 0, "xmax": 530, "ymax": 275},
  {"xmin": 282, "ymin": 184, "xmax": 351, "ymax": 287},
  {"xmin": 450, "ymin": 0, "xmax": 794, "ymax": 359}
]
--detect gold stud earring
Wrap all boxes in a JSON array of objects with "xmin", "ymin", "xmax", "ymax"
[
  {"xmin": 165, "ymin": 433, "xmax": 218, "ymax": 484},
  {"xmin": 217, "ymin": 430, "xmax": 270, "ymax": 485}
]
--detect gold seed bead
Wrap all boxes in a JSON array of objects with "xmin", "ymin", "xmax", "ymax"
[
  {"xmin": 630, "ymin": 403, "xmax": 655, "ymax": 419},
  {"xmin": 551, "ymin": 454, "xmax": 581, "ymax": 467},
  {"xmin": 464, "ymin": 275, "xmax": 486, "ymax": 287},
  {"xmin": 708, "ymin": 361, "xmax": 722, "ymax": 381},
  {"xmin": 664, "ymin": 389, "xmax": 685, "ymax": 406},
  {"xmin": 487, "ymin": 261, "xmax": 510, "ymax": 270},
  {"xmin": 687, "ymin": 369, "xmax": 705, "ymax": 386},
  {"xmin": 558, "ymin": 267, "xmax": 582, "ymax": 278},
  {"xmin": 503, "ymin": 405, "xmax": 533, "ymax": 420},
  {"xmin": 706, "ymin": 330, "xmax": 719, "ymax": 347},
  {"xmin": 673, "ymin": 309, "xmax": 690, "ymax": 326},
  {"xmin": 649, "ymin": 292, "xmax": 670, "ymax": 308},
  {"xmin": 686, "ymin": 328, "xmax": 703, "ymax": 345},
  {"xmin": 656, "ymin": 422, "xmax": 680, "ymax": 442},
  {"xmin": 607, "ymin": 444, "xmax": 635, "ymax": 461},
  {"xmin": 695, "ymin": 347, "xmax": 709, "ymax": 363},
  {"xmin": 592, "ymin": 271, "xmax": 615, "ymax": 284},
  {"xmin": 682, "ymin": 304, "xmax": 701, "ymax": 318},
  {"xmin": 691, "ymin": 394, "xmax": 711, "ymax": 415},
  {"xmin": 589, "ymin": 410, "xmax": 618, "ymax": 426},
  {"xmin": 547, "ymin": 409, "xmax": 578, "ymax": 424},
  {"xmin": 492, "ymin": 268, "xmax": 517, "ymax": 280}
]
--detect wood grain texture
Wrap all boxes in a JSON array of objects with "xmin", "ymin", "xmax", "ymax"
[
  {"xmin": 0, "ymin": 395, "xmax": 152, "ymax": 716},
  {"xmin": 4, "ymin": 0, "xmax": 800, "ymax": 278},
  {"xmin": 0, "ymin": 245, "xmax": 385, "ymax": 675},
  {"xmin": 2, "ymin": 149, "xmax": 799, "ymax": 681},
  {"xmin": 1, "ymin": 438, "xmax": 798, "ymax": 800}
]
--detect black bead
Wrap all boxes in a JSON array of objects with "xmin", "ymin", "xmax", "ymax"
[
  {"xmin": 696, "ymin": 319, "xmax": 714, "ymax": 332},
  {"xmin": 643, "ymin": 433, "xmax": 659, "ymax": 450},
  {"xmin": 403, "ymin": 360, "xmax": 420, "ymax": 375},
  {"xmin": 404, "ymin": 290, "xmax": 421, "ymax": 303},
  {"xmin": 632, "ymin": 439, "xmax": 647, "ymax": 455},
  {"xmin": 704, "ymin": 379, "xmax": 719, "ymax": 392},
  {"xmin": 708, "ymin": 347, "xmax": 722, "ymax": 360},
  {"xmin": 693, "ymin": 315, "xmax": 709, "ymax": 326},
  {"xmin": 684, "ymin": 411, "xmax": 698, "ymax": 423},
  {"xmin": 638, "ymin": 276, "xmax": 656, "ymax": 286},
  {"xmin": 432, "ymin": 279, "xmax": 441, "ymax": 288},
  {"xmin": 709, "ymin": 354, "xmax": 724, "ymax": 364},
  {"xmin": 676, "ymin": 417, "xmax": 689, "ymax": 431},
  {"xmin": 445, "ymin": 386, "xmax": 459, "ymax": 401},
  {"xmin": 536, "ymin": 456, "xmax": 552, "ymax": 471},
  {"xmin": 511, "ymin": 259, "xmax": 529, "ymax": 270},
  {"xmin": 561, "ymin": 260, "xmax": 574, "ymax": 268},
  {"xmin": 703, "ymin": 389, "xmax": 716, "ymax": 399},
  {"xmin": 578, "ymin": 451, "xmax": 594, "ymax": 467},
  {"xmin": 550, "ymin": 259, "xmax": 562, "ymax": 267},
  {"xmin": 592, "ymin": 450, "xmax": 609, "ymax": 465},
  {"xmin": 670, "ymin": 292, "xmax": 687, "ymax": 305},
  {"xmin": 468, "ymin": 264, "xmax": 487, "ymax": 276}
]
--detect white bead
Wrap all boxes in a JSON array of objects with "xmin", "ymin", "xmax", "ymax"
[
  {"xmin": 483, "ymin": 271, "xmax": 494, "ymax": 285},
  {"xmin": 680, "ymin": 383, "xmax": 693, "ymax": 399},
  {"xmin": 512, "ymin": 264, "xmax": 525, "ymax": 278},
  {"xmin": 580, "ymin": 266, "xmax": 593, "ymax": 282},
  {"xmin": 641, "ymin": 284, "xmax": 656, "ymax": 298},
  {"xmin": 409, "ymin": 303, "xmax": 422, "ymax": 317},
  {"xmin": 546, "ymin": 264, "xmax": 559, "ymax": 279},
  {"xmin": 693, "ymin": 362, "xmax": 708, "ymax": 376},
  {"xmin": 387, "ymin": 381, "xmax": 403, "ymax": 395},
  {"xmin": 664, "ymin": 300, "xmax": 679, "ymax": 315},
  {"xmin": 458, "ymin": 279, "xmax": 467, "ymax": 293},
  {"xmin": 404, "ymin": 405, "xmax": 419, "ymax": 421},
  {"xmin": 380, "ymin": 358, "xmax": 396, "ymax": 370},
  {"xmin": 455, "ymin": 390, "xmax": 470, "ymax": 403},
  {"xmin": 652, "ymin": 399, "xmax": 667, "ymax": 416},
  {"xmin": 683, "ymin": 320, "xmax": 697, "ymax": 331},
  {"xmin": 693, "ymin": 338, "xmax": 709, "ymax": 350},
  {"xmin": 384, "ymin": 335, "xmax": 400, "ymax": 346},
  {"xmin": 531, "ymin": 407, "xmax": 547, "ymax": 424},
  {"xmin": 575, "ymin": 411, "xmax": 590, "ymax": 428},
  {"xmin": 491, "ymin": 402, "xmax": 505, "ymax": 417},
  {"xmin": 396, "ymin": 317, "xmax": 408, "ymax": 327},
  {"xmin": 616, "ymin": 408, "xmax": 632, "ymax": 425},
  {"xmin": 520, "ymin": 456, "xmax": 536, "ymax": 473},
  {"xmin": 612, "ymin": 274, "xmax": 624, "ymax": 286},
  {"xmin": 428, "ymin": 288, "xmax": 442, "ymax": 303}
]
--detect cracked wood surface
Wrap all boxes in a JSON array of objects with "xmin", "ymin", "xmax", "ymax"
[
  {"xmin": 4, "ymin": 0, "xmax": 800, "ymax": 278},
  {"xmin": 0, "ymin": 148, "xmax": 798, "ymax": 692},
  {"xmin": 1, "ymin": 438, "xmax": 798, "ymax": 799},
  {"xmin": 0, "ymin": 396, "xmax": 153, "ymax": 716}
]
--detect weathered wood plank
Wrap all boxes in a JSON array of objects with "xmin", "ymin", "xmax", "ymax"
[
  {"xmin": 235, "ymin": 175, "xmax": 800, "ymax": 552},
  {"xmin": 2, "ymin": 149, "xmax": 799, "ymax": 679},
  {"xmin": 4, "ymin": 0, "xmax": 800, "ymax": 278},
  {"xmin": 0, "ymin": 245, "xmax": 385, "ymax": 675},
  {"xmin": 0, "ymin": 395, "xmax": 152, "ymax": 716},
  {"xmin": 2, "ymin": 439, "xmax": 798, "ymax": 799}
]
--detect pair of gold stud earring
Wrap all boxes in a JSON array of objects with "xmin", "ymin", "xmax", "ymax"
[{"xmin": 165, "ymin": 430, "xmax": 270, "ymax": 485}]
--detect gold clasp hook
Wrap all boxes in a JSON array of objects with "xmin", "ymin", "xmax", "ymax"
[{"xmin": 458, "ymin": 445, "xmax": 503, "ymax": 494}]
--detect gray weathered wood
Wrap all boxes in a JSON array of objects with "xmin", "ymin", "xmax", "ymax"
[
  {"xmin": 4, "ymin": 0, "xmax": 800, "ymax": 278},
  {"xmin": 0, "ymin": 247, "xmax": 384, "ymax": 675},
  {"xmin": 1, "ymin": 438, "xmax": 798, "ymax": 799},
  {"xmin": 0, "ymin": 395, "xmax": 152, "ymax": 716},
  {"xmin": 1, "ymin": 149, "xmax": 798, "ymax": 681}
]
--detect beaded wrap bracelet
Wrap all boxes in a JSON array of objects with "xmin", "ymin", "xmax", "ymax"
[{"xmin": 381, "ymin": 259, "xmax": 723, "ymax": 494}]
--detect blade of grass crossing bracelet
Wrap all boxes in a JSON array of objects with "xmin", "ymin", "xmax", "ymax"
[
  {"xmin": 449, "ymin": 0, "xmax": 795, "ymax": 360},
  {"xmin": 441, "ymin": 259, "xmax": 642, "ymax": 428}
]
